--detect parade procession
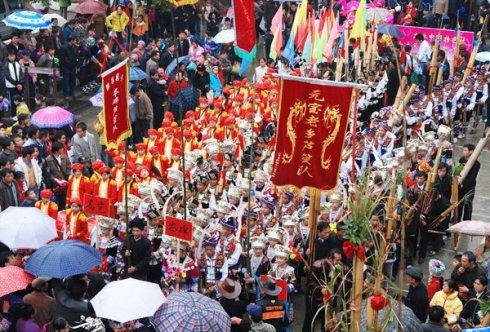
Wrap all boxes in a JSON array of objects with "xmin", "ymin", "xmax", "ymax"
[{"xmin": 0, "ymin": 0, "xmax": 490, "ymax": 331}]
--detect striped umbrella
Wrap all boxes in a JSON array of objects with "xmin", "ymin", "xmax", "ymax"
[
  {"xmin": 0, "ymin": 266, "xmax": 34, "ymax": 297},
  {"xmin": 3, "ymin": 11, "xmax": 51, "ymax": 30},
  {"xmin": 152, "ymin": 292, "xmax": 231, "ymax": 332}
]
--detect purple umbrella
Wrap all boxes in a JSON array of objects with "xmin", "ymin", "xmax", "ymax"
[{"xmin": 31, "ymin": 106, "xmax": 74, "ymax": 129}]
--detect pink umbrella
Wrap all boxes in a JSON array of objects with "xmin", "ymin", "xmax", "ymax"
[
  {"xmin": 31, "ymin": 106, "xmax": 74, "ymax": 129},
  {"xmin": 0, "ymin": 266, "xmax": 34, "ymax": 297},
  {"xmin": 76, "ymin": 0, "xmax": 108, "ymax": 15},
  {"xmin": 447, "ymin": 220, "xmax": 490, "ymax": 236}
]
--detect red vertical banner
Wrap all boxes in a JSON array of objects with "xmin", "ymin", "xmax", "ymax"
[
  {"xmin": 233, "ymin": 0, "xmax": 256, "ymax": 54},
  {"xmin": 102, "ymin": 58, "xmax": 132, "ymax": 147},
  {"xmin": 271, "ymin": 76, "xmax": 353, "ymax": 190}
]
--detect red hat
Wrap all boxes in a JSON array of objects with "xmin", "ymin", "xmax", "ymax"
[
  {"xmin": 161, "ymin": 120, "xmax": 172, "ymax": 128},
  {"xmin": 224, "ymin": 117, "xmax": 235, "ymax": 126},
  {"xmin": 149, "ymin": 146, "xmax": 159, "ymax": 154},
  {"xmin": 208, "ymin": 115, "xmax": 217, "ymax": 123},
  {"xmin": 114, "ymin": 156, "xmax": 124, "ymax": 164},
  {"xmin": 164, "ymin": 127, "xmax": 174, "ymax": 134},
  {"xmin": 164, "ymin": 111, "xmax": 174, "ymax": 120},
  {"xmin": 198, "ymin": 97, "xmax": 208, "ymax": 104},
  {"xmin": 185, "ymin": 111, "xmax": 196, "ymax": 119},
  {"xmin": 117, "ymin": 141, "xmax": 126, "ymax": 150},
  {"xmin": 234, "ymin": 95, "xmax": 244, "ymax": 103},
  {"xmin": 40, "ymin": 189, "xmax": 53, "ymax": 199},
  {"xmin": 213, "ymin": 101, "xmax": 223, "ymax": 109},
  {"xmin": 99, "ymin": 166, "xmax": 111, "ymax": 174},
  {"xmin": 148, "ymin": 129, "xmax": 158, "ymax": 136},
  {"xmin": 232, "ymin": 80, "xmax": 242, "ymax": 87},
  {"xmin": 183, "ymin": 129, "xmax": 192, "ymax": 138},
  {"xmin": 135, "ymin": 143, "xmax": 146, "ymax": 151},
  {"xmin": 70, "ymin": 197, "xmax": 82, "ymax": 206},
  {"xmin": 92, "ymin": 160, "xmax": 104, "ymax": 171},
  {"xmin": 222, "ymin": 87, "xmax": 231, "ymax": 96},
  {"xmin": 171, "ymin": 148, "xmax": 182, "ymax": 155},
  {"xmin": 183, "ymin": 119, "xmax": 193, "ymax": 127},
  {"xmin": 71, "ymin": 163, "xmax": 84, "ymax": 171}
]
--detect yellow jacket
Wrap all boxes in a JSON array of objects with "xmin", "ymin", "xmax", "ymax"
[
  {"xmin": 430, "ymin": 290, "xmax": 463, "ymax": 321},
  {"xmin": 16, "ymin": 102, "xmax": 30, "ymax": 117},
  {"xmin": 105, "ymin": 11, "xmax": 129, "ymax": 32}
]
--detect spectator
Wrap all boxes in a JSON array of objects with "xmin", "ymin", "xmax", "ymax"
[
  {"xmin": 145, "ymin": 50, "xmax": 160, "ymax": 82},
  {"xmin": 51, "ymin": 317, "xmax": 70, "ymax": 332},
  {"xmin": 405, "ymin": 266, "xmax": 429, "ymax": 323},
  {"xmin": 122, "ymin": 218, "xmax": 152, "ymax": 280},
  {"xmin": 0, "ymin": 137, "xmax": 17, "ymax": 164},
  {"xmin": 59, "ymin": 0, "xmax": 70, "ymax": 19},
  {"xmin": 52, "ymin": 277, "xmax": 93, "ymax": 328},
  {"xmin": 71, "ymin": 122, "xmax": 99, "ymax": 163},
  {"xmin": 105, "ymin": 6, "xmax": 130, "ymax": 51},
  {"xmin": 21, "ymin": 189, "xmax": 37, "ymax": 207},
  {"xmin": 14, "ymin": 145, "xmax": 42, "ymax": 198},
  {"xmin": 429, "ymin": 279, "xmax": 463, "ymax": 325},
  {"xmin": 460, "ymin": 276, "xmax": 490, "ymax": 325},
  {"xmin": 193, "ymin": 64, "xmax": 210, "ymax": 96},
  {"xmin": 421, "ymin": 306, "xmax": 450, "ymax": 332},
  {"xmin": 159, "ymin": 44, "xmax": 176, "ymax": 70},
  {"xmin": 188, "ymin": 39, "xmax": 204, "ymax": 62},
  {"xmin": 15, "ymin": 303, "xmax": 41, "ymax": 332},
  {"xmin": 451, "ymin": 251, "xmax": 485, "ymax": 302},
  {"xmin": 0, "ymin": 167, "xmax": 19, "ymax": 210},
  {"xmin": 6, "ymin": 32, "xmax": 25, "ymax": 55},
  {"xmin": 130, "ymin": 86, "xmax": 153, "ymax": 143},
  {"xmin": 58, "ymin": 37, "xmax": 79, "ymax": 101},
  {"xmin": 4, "ymin": 52, "xmax": 24, "ymax": 114},
  {"xmin": 44, "ymin": 141, "xmax": 71, "ymax": 209},
  {"xmin": 61, "ymin": 20, "xmax": 75, "ymax": 45},
  {"xmin": 254, "ymin": 57, "xmax": 268, "ymax": 83},
  {"xmin": 428, "ymin": 259, "xmax": 446, "ymax": 300},
  {"xmin": 175, "ymin": 31, "xmax": 190, "ymax": 57},
  {"xmin": 147, "ymin": 69, "xmax": 167, "ymax": 129}
]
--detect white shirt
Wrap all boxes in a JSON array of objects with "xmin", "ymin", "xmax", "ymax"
[
  {"xmin": 416, "ymin": 40, "xmax": 432, "ymax": 64},
  {"xmin": 254, "ymin": 65, "xmax": 267, "ymax": 83}
]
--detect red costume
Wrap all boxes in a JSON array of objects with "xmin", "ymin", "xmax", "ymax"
[{"xmin": 65, "ymin": 200, "xmax": 89, "ymax": 244}]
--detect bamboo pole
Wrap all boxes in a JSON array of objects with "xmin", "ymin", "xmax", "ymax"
[
  {"xmin": 436, "ymin": 53, "xmax": 445, "ymax": 85},
  {"xmin": 307, "ymin": 188, "xmax": 321, "ymax": 267},
  {"xmin": 344, "ymin": 29, "xmax": 350, "ymax": 82},
  {"xmin": 451, "ymin": 175, "xmax": 460, "ymax": 250},
  {"xmin": 427, "ymin": 40, "xmax": 440, "ymax": 94},
  {"xmin": 458, "ymin": 128, "xmax": 490, "ymax": 184},
  {"xmin": 462, "ymin": 15, "xmax": 488, "ymax": 84},
  {"xmin": 397, "ymin": 83, "xmax": 418, "ymax": 115},
  {"xmin": 352, "ymin": 254, "xmax": 364, "ymax": 332},
  {"xmin": 393, "ymin": 76, "xmax": 407, "ymax": 110},
  {"xmin": 369, "ymin": 28, "xmax": 378, "ymax": 70},
  {"xmin": 364, "ymin": 28, "xmax": 372, "ymax": 70}
]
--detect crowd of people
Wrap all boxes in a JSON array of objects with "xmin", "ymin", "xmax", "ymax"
[{"xmin": 0, "ymin": 0, "xmax": 489, "ymax": 331}]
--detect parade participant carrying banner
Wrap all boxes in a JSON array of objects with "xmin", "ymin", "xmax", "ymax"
[
  {"xmin": 101, "ymin": 58, "xmax": 132, "ymax": 149},
  {"xmin": 233, "ymin": 0, "xmax": 256, "ymax": 75},
  {"xmin": 271, "ymin": 76, "xmax": 354, "ymax": 191}
]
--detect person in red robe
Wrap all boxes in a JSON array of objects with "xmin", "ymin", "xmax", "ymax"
[
  {"xmin": 93, "ymin": 166, "xmax": 118, "ymax": 205},
  {"xmin": 66, "ymin": 163, "xmax": 90, "ymax": 203},
  {"xmin": 65, "ymin": 198, "xmax": 89, "ymax": 243},
  {"xmin": 35, "ymin": 189, "xmax": 58, "ymax": 220}
]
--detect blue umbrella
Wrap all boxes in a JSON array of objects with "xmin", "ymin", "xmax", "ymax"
[
  {"xmin": 165, "ymin": 56, "xmax": 190, "ymax": 75},
  {"xmin": 130, "ymin": 66, "xmax": 148, "ymax": 81},
  {"xmin": 25, "ymin": 240, "xmax": 102, "ymax": 278},
  {"xmin": 3, "ymin": 11, "xmax": 51, "ymax": 30},
  {"xmin": 377, "ymin": 24, "xmax": 403, "ymax": 38}
]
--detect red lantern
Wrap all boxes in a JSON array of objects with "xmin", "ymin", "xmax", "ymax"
[{"xmin": 370, "ymin": 293, "xmax": 388, "ymax": 311}]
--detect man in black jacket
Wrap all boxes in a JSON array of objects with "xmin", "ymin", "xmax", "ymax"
[
  {"xmin": 435, "ymin": 163, "xmax": 452, "ymax": 201},
  {"xmin": 58, "ymin": 37, "xmax": 79, "ymax": 100},
  {"xmin": 458, "ymin": 144, "xmax": 481, "ymax": 221},
  {"xmin": 122, "ymin": 218, "xmax": 151, "ymax": 280},
  {"xmin": 147, "ymin": 69, "xmax": 167, "ymax": 129},
  {"xmin": 451, "ymin": 251, "xmax": 485, "ymax": 302},
  {"xmin": 405, "ymin": 266, "xmax": 429, "ymax": 323},
  {"xmin": 193, "ymin": 64, "xmax": 210, "ymax": 97},
  {"xmin": 421, "ymin": 306, "xmax": 450, "ymax": 332},
  {"xmin": 460, "ymin": 275, "xmax": 489, "ymax": 325},
  {"xmin": 0, "ymin": 168, "xmax": 19, "ymax": 211}
]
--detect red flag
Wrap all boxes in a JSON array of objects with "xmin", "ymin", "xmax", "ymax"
[
  {"xmin": 102, "ymin": 58, "xmax": 132, "ymax": 147},
  {"xmin": 271, "ymin": 76, "xmax": 353, "ymax": 190},
  {"xmin": 83, "ymin": 194, "xmax": 111, "ymax": 217},
  {"xmin": 164, "ymin": 216, "xmax": 193, "ymax": 242},
  {"xmin": 233, "ymin": 0, "xmax": 256, "ymax": 54}
]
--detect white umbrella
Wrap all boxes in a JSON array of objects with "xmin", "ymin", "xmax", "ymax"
[
  {"xmin": 367, "ymin": 7, "xmax": 390, "ymax": 22},
  {"xmin": 3, "ymin": 11, "xmax": 51, "ymax": 30},
  {"xmin": 476, "ymin": 51, "xmax": 490, "ymax": 63},
  {"xmin": 0, "ymin": 207, "xmax": 57, "ymax": 249},
  {"xmin": 43, "ymin": 13, "xmax": 67, "ymax": 27},
  {"xmin": 90, "ymin": 278, "xmax": 166, "ymax": 323},
  {"xmin": 447, "ymin": 220, "xmax": 490, "ymax": 236},
  {"xmin": 212, "ymin": 29, "xmax": 235, "ymax": 44}
]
